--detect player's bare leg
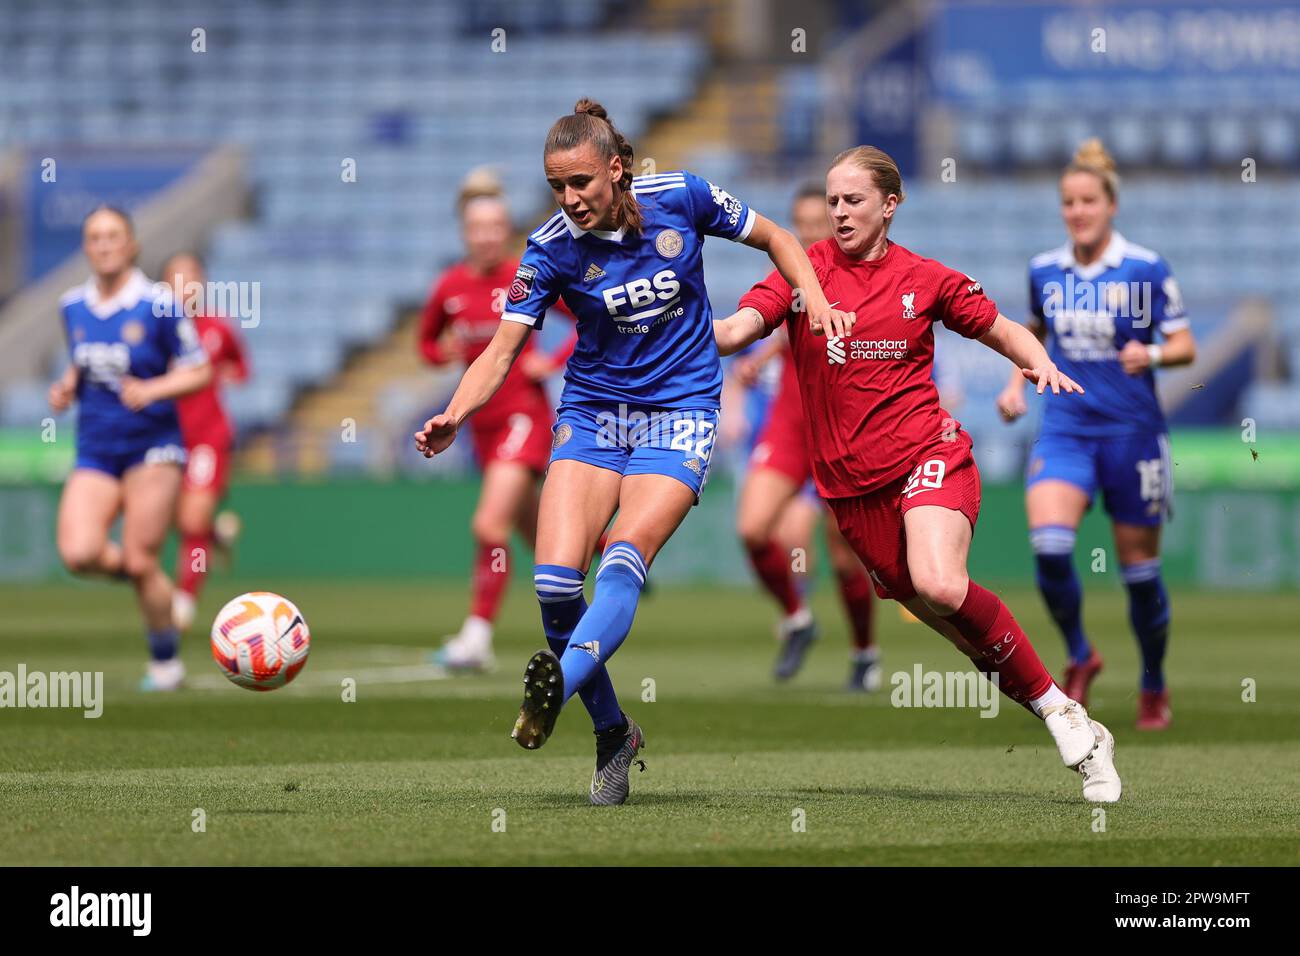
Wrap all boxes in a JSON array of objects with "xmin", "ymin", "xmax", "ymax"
[
  {"xmin": 123, "ymin": 462, "xmax": 185, "ymax": 691},
  {"xmin": 173, "ymin": 486, "xmax": 220, "ymax": 630},
  {"xmin": 1026, "ymin": 480, "xmax": 1100, "ymax": 704},
  {"xmin": 904, "ymin": 504, "xmax": 1120, "ymax": 802},
  {"xmin": 437, "ymin": 460, "xmax": 536, "ymax": 671},
  {"xmin": 1114, "ymin": 521, "xmax": 1171, "ymax": 730},
  {"xmin": 57, "ymin": 469, "xmax": 125, "ymax": 578},
  {"xmin": 738, "ymin": 467, "xmax": 816, "ymax": 679}
]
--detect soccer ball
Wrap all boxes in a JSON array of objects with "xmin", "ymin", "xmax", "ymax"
[{"xmin": 210, "ymin": 591, "xmax": 311, "ymax": 691}]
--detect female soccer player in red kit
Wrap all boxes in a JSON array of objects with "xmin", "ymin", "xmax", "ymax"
[
  {"xmin": 714, "ymin": 146, "xmax": 1121, "ymax": 802},
  {"xmin": 419, "ymin": 172, "xmax": 576, "ymax": 670},
  {"xmin": 164, "ymin": 252, "xmax": 249, "ymax": 632}
]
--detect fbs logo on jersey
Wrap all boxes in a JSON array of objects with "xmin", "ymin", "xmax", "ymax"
[
  {"xmin": 572, "ymin": 640, "xmax": 601, "ymax": 662},
  {"xmin": 901, "ymin": 292, "xmax": 917, "ymax": 319},
  {"xmin": 507, "ymin": 264, "xmax": 537, "ymax": 304},
  {"xmin": 584, "ymin": 262, "xmax": 606, "ymax": 283},
  {"xmin": 826, "ymin": 335, "xmax": 847, "ymax": 365}
]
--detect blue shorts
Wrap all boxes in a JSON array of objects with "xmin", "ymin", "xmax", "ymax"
[
  {"xmin": 1026, "ymin": 430, "xmax": 1172, "ymax": 526},
  {"xmin": 76, "ymin": 436, "xmax": 187, "ymax": 479},
  {"xmin": 549, "ymin": 402, "xmax": 719, "ymax": 499}
]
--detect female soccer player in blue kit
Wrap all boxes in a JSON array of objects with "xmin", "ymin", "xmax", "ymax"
[
  {"xmin": 416, "ymin": 99, "xmax": 850, "ymax": 804},
  {"xmin": 996, "ymin": 140, "xmax": 1197, "ymax": 729},
  {"xmin": 50, "ymin": 207, "xmax": 212, "ymax": 690}
]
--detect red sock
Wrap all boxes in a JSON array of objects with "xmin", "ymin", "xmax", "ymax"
[
  {"xmin": 837, "ymin": 568, "xmax": 876, "ymax": 650},
  {"xmin": 177, "ymin": 533, "xmax": 211, "ymax": 598},
  {"xmin": 746, "ymin": 541, "xmax": 802, "ymax": 616},
  {"xmin": 470, "ymin": 541, "xmax": 511, "ymax": 621},
  {"xmin": 595, "ymin": 531, "xmax": 609, "ymax": 555},
  {"xmin": 945, "ymin": 581, "xmax": 1054, "ymax": 707}
]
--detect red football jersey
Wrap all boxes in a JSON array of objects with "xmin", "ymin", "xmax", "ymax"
[
  {"xmin": 417, "ymin": 259, "xmax": 574, "ymax": 427},
  {"xmin": 176, "ymin": 314, "xmax": 248, "ymax": 448},
  {"xmin": 739, "ymin": 239, "xmax": 998, "ymax": 498}
]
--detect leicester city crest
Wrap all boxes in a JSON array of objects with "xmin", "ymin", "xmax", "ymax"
[{"xmin": 655, "ymin": 229, "xmax": 684, "ymax": 259}]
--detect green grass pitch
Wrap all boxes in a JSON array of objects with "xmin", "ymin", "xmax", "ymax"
[{"xmin": 0, "ymin": 579, "xmax": 1296, "ymax": 866}]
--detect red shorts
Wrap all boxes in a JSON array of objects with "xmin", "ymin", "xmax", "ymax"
[
  {"xmin": 183, "ymin": 441, "xmax": 231, "ymax": 495},
  {"xmin": 470, "ymin": 410, "xmax": 552, "ymax": 473},
  {"xmin": 749, "ymin": 377, "xmax": 812, "ymax": 487},
  {"xmin": 827, "ymin": 429, "xmax": 982, "ymax": 602}
]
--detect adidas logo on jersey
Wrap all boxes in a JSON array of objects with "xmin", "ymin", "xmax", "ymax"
[
  {"xmin": 584, "ymin": 262, "xmax": 606, "ymax": 282},
  {"xmin": 826, "ymin": 335, "xmax": 847, "ymax": 365}
]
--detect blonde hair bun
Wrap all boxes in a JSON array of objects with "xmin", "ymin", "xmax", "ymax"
[{"xmin": 1072, "ymin": 138, "xmax": 1117, "ymax": 173}]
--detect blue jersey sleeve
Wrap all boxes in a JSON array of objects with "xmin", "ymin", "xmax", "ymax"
[
  {"xmin": 683, "ymin": 171, "xmax": 755, "ymax": 242},
  {"xmin": 501, "ymin": 241, "xmax": 563, "ymax": 329},
  {"xmin": 1147, "ymin": 257, "xmax": 1188, "ymax": 336}
]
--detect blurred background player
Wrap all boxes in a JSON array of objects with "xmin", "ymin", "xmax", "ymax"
[
  {"xmin": 163, "ymin": 252, "xmax": 250, "ymax": 632},
  {"xmin": 417, "ymin": 99, "xmax": 850, "ymax": 804},
  {"xmin": 418, "ymin": 170, "xmax": 578, "ymax": 671},
  {"xmin": 731, "ymin": 182, "xmax": 879, "ymax": 689},
  {"xmin": 997, "ymin": 139, "xmax": 1196, "ymax": 730},
  {"xmin": 715, "ymin": 146, "xmax": 1120, "ymax": 802},
  {"xmin": 49, "ymin": 207, "xmax": 212, "ymax": 690}
]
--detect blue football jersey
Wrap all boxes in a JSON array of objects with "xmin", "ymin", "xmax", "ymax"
[
  {"xmin": 1028, "ymin": 232, "xmax": 1188, "ymax": 437},
  {"xmin": 61, "ymin": 268, "xmax": 207, "ymax": 452},
  {"xmin": 502, "ymin": 170, "xmax": 755, "ymax": 410}
]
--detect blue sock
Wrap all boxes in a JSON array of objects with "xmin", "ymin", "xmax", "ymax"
[
  {"xmin": 535, "ymin": 564, "xmax": 623, "ymax": 732},
  {"xmin": 559, "ymin": 542, "xmax": 645, "ymax": 707},
  {"xmin": 148, "ymin": 628, "xmax": 179, "ymax": 662},
  {"xmin": 1122, "ymin": 559, "xmax": 1170, "ymax": 692},
  {"xmin": 1030, "ymin": 525, "xmax": 1091, "ymax": 664}
]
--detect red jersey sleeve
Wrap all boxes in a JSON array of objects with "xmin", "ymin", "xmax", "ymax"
[
  {"xmin": 417, "ymin": 276, "xmax": 452, "ymax": 364},
  {"xmin": 931, "ymin": 262, "xmax": 998, "ymax": 339},
  {"xmin": 738, "ymin": 267, "xmax": 795, "ymax": 333}
]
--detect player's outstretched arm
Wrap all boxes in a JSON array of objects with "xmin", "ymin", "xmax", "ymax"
[
  {"xmin": 119, "ymin": 360, "xmax": 213, "ymax": 411},
  {"xmin": 979, "ymin": 314, "xmax": 1084, "ymax": 397},
  {"xmin": 996, "ymin": 317, "xmax": 1046, "ymax": 421},
  {"xmin": 1118, "ymin": 326, "xmax": 1196, "ymax": 375},
  {"xmin": 415, "ymin": 319, "xmax": 531, "ymax": 457},
  {"xmin": 741, "ymin": 214, "xmax": 854, "ymax": 339},
  {"xmin": 713, "ymin": 307, "xmax": 768, "ymax": 357}
]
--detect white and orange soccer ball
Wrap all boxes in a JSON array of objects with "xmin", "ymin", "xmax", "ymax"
[{"xmin": 210, "ymin": 591, "xmax": 311, "ymax": 691}]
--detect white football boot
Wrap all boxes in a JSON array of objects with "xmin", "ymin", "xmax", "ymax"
[
  {"xmin": 141, "ymin": 658, "xmax": 186, "ymax": 692},
  {"xmin": 432, "ymin": 615, "xmax": 495, "ymax": 672},
  {"xmin": 1077, "ymin": 719, "xmax": 1122, "ymax": 803},
  {"xmin": 1043, "ymin": 700, "xmax": 1121, "ymax": 802}
]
